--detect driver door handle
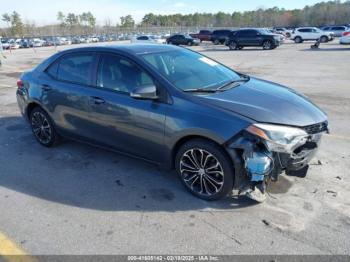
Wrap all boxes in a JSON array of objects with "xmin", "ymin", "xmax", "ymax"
[{"xmin": 90, "ymin": 96, "xmax": 105, "ymax": 105}]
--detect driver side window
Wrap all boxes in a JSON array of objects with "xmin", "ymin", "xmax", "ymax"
[{"xmin": 97, "ymin": 54, "xmax": 154, "ymax": 93}]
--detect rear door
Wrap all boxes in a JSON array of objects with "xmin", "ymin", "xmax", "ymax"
[
  {"xmin": 41, "ymin": 52, "xmax": 98, "ymax": 140},
  {"xmin": 84, "ymin": 53, "xmax": 168, "ymax": 162}
]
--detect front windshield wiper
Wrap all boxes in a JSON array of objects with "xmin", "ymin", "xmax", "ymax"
[
  {"xmin": 183, "ymin": 88, "xmax": 218, "ymax": 93},
  {"xmin": 216, "ymin": 75, "xmax": 250, "ymax": 91},
  {"xmin": 183, "ymin": 75, "xmax": 250, "ymax": 93}
]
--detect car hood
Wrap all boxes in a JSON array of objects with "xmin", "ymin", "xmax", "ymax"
[{"xmin": 196, "ymin": 78, "xmax": 327, "ymax": 127}]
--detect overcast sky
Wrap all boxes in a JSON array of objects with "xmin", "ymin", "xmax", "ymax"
[{"xmin": 0, "ymin": 0, "xmax": 325, "ymax": 26}]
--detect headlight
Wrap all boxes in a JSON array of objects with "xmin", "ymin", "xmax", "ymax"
[{"xmin": 246, "ymin": 123, "xmax": 308, "ymax": 153}]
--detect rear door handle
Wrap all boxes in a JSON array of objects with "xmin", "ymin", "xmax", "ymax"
[
  {"xmin": 90, "ymin": 96, "xmax": 105, "ymax": 105},
  {"xmin": 42, "ymin": 84, "xmax": 52, "ymax": 91}
]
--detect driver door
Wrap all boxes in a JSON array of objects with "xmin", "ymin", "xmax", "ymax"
[{"xmin": 84, "ymin": 53, "xmax": 168, "ymax": 162}]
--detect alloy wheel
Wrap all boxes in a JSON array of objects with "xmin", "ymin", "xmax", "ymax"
[
  {"xmin": 180, "ymin": 148, "xmax": 224, "ymax": 197},
  {"xmin": 31, "ymin": 111, "xmax": 52, "ymax": 145},
  {"xmin": 263, "ymin": 41, "xmax": 271, "ymax": 50}
]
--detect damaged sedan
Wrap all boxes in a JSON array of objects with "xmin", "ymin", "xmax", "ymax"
[{"xmin": 16, "ymin": 44, "xmax": 328, "ymax": 202}]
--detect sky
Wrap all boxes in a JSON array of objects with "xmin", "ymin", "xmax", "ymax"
[{"xmin": 0, "ymin": 0, "xmax": 326, "ymax": 26}]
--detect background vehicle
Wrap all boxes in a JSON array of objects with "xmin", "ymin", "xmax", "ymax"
[
  {"xmin": 322, "ymin": 25, "xmax": 348, "ymax": 37},
  {"xmin": 211, "ymin": 30, "xmax": 232, "ymax": 45},
  {"xmin": 166, "ymin": 34, "xmax": 199, "ymax": 46},
  {"xmin": 290, "ymin": 27, "xmax": 334, "ymax": 43},
  {"xmin": 190, "ymin": 30, "xmax": 212, "ymax": 42},
  {"xmin": 131, "ymin": 35, "xmax": 166, "ymax": 44},
  {"xmin": 339, "ymin": 30, "xmax": 350, "ymax": 44},
  {"xmin": 0, "ymin": 39, "xmax": 10, "ymax": 49},
  {"xmin": 227, "ymin": 29, "xmax": 281, "ymax": 50},
  {"xmin": 16, "ymin": 44, "xmax": 328, "ymax": 202},
  {"xmin": 273, "ymin": 27, "xmax": 292, "ymax": 38}
]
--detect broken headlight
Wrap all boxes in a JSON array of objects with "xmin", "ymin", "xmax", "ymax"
[{"xmin": 246, "ymin": 123, "xmax": 308, "ymax": 153}]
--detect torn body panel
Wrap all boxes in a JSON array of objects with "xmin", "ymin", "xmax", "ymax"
[{"xmin": 226, "ymin": 122, "xmax": 327, "ymax": 202}]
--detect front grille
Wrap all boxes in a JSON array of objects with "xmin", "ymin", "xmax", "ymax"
[{"xmin": 302, "ymin": 121, "xmax": 328, "ymax": 134}]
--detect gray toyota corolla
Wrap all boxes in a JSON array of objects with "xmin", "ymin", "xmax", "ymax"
[{"xmin": 16, "ymin": 44, "xmax": 328, "ymax": 202}]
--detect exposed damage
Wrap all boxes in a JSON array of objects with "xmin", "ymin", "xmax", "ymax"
[{"xmin": 226, "ymin": 121, "xmax": 329, "ymax": 202}]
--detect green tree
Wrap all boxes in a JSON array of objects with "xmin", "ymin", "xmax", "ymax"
[
  {"xmin": 10, "ymin": 11, "xmax": 23, "ymax": 37},
  {"xmin": 120, "ymin": 15, "xmax": 135, "ymax": 28}
]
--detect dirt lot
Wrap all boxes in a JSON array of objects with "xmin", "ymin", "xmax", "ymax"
[{"xmin": 0, "ymin": 41, "xmax": 349, "ymax": 255}]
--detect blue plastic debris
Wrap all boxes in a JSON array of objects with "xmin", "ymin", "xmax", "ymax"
[{"xmin": 245, "ymin": 151, "xmax": 272, "ymax": 182}]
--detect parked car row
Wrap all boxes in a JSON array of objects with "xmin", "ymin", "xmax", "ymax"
[{"xmin": 187, "ymin": 25, "xmax": 349, "ymax": 46}]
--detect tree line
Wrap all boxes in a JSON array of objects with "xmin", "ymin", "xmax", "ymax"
[
  {"xmin": 1, "ymin": 1, "xmax": 349, "ymax": 37},
  {"xmin": 141, "ymin": 1, "xmax": 350, "ymax": 27}
]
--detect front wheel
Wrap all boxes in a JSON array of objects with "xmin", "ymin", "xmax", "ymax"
[
  {"xmin": 320, "ymin": 36, "xmax": 328, "ymax": 43},
  {"xmin": 30, "ymin": 107, "xmax": 60, "ymax": 147},
  {"xmin": 262, "ymin": 40, "xmax": 272, "ymax": 50},
  {"xmin": 187, "ymin": 41, "xmax": 193, "ymax": 46},
  {"xmin": 175, "ymin": 139, "xmax": 234, "ymax": 200}
]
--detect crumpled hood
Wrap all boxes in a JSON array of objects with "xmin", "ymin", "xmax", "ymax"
[{"xmin": 196, "ymin": 78, "xmax": 327, "ymax": 127}]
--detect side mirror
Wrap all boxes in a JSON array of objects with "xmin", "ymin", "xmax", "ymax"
[{"xmin": 130, "ymin": 85, "xmax": 158, "ymax": 100}]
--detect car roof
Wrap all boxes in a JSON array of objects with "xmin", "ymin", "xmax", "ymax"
[{"xmin": 56, "ymin": 44, "xmax": 179, "ymax": 56}]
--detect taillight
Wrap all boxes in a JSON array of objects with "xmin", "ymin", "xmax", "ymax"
[
  {"xmin": 343, "ymin": 31, "xmax": 350, "ymax": 36},
  {"xmin": 16, "ymin": 79, "xmax": 24, "ymax": 89}
]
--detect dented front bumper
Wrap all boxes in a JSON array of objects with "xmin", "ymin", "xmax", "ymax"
[{"xmin": 226, "ymin": 123, "xmax": 327, "ymax": 191}]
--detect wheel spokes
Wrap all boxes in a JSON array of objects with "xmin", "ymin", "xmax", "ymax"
[{"xmin": 180, "ymin": 148, "xmax": 225, "ymax": 197}]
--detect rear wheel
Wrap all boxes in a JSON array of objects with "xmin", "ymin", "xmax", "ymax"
[
  {"xmin": 175, "ymin": 139, "xmax": 234, "ymax": 201},
  {"xmin": 213, "ymin": 39, "xmax": 220, "ymax": 45},
  {"xmin": 187, "ymin": 41, "xmax": 193, "ymax": 46},
  {"xmin": 294, "ymin": 36, "xmax": 302, "ymax": 43},
  {"xmin": 30, "ymin": 107, "xmax": 59, "ymax": 147},
  {"xmin": 168, "ymin": 41, "xmax": 173, "ymax": 45},
  {"xmin": 229, "ymin": 41, "xmax": 238, "ymax": 50}
]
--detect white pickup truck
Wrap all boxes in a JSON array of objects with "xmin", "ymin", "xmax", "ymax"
[{"xmin": 290, "ymin": 27, "xmax": 334, "ymax": 43}]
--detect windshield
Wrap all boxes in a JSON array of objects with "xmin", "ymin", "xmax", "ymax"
[{"xmin": 140, "ymin": 49, "xmax": 241, "ymax": 91}]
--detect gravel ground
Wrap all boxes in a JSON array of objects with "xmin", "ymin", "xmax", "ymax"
[{"xmin": 0, "ymin": 40, "xmax": 349, "ymax": 255}]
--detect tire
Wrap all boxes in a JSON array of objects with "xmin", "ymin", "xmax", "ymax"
[
  {"xmin": 30, "ymin": 107, "xmax": 59, "ymax": 147},
  {"xmin": 168, "ymin": 41, "xmax": 173, "ymax": 45},
  {"xmin": 187, "ymin": 41, "xmax": 193, "ymax": 46},
  {"xmin": 213, "ymin": 39, "xmax": 220, "ymax": 45},
  {"xmin": 175, "ymin": 139, "xmax": 234, "ymax": 201},
  {"xmin": 320, "ymin": 36, "xmax": 328, "ymax": 43},
  {"xmin": 294, "ymin": 36, "xmax": 302, "ymax": 43},
  {"xmin": 238, "ymin": 46, "xmax": 243, "ymax": 50},
  {"xmin": 262, "ymin": 40, "xmax": 272, "ymax": 50},
  {"xmin": 228, "ymin": 41, "xmax": 238, "ymax": 50},
  {"xmin": 286, "ymin": 32, "xmax": 291, "ymax": 38}
]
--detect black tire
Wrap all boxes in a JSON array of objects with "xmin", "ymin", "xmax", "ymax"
[
  {"xmin": 294, "ymin": 36, "xmax": 302, "ymax": 43},
  {"xmin": 286, "ymin": 32, "xmax": 291, "ymax": 38},
  {"xmin": 320, "ymin": 36, "xmax": 328, "ymax": 43},
  {"xmin": 175, "ymin": 139, "xmax": 234, "ymax": 201},
  {"xmin": 213, "ymin": 39, "xmax": 220, "ymax": 45},
  {"xmin": 187, "ymin": 41, "xmax": 193, "ymax": 46},
  {"xmin": 238, "ymin": 46, "xmax": 243, "ymax": 50},
  {"xmin": 168, "ymin": 41, "xmax": 172, "ymax": 45},
  {"xmin": 30, "ymin": 107, "xmax": 60, "ymax": 147},
  {"xmin": 228, "ymin": 41, "xmax": 238, "ymax": 50},
  {"xmin": 262, "ymin": 40, "xmax": 272, "ymax": 50}
]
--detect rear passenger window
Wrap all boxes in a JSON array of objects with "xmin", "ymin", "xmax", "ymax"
[
  {"xmin": 57, "ymin": 53, "xmax": 94, "ymax": 85},
  {"xmin": 46, "ymin": 61, "xmax": 59, "ymax": 78}
]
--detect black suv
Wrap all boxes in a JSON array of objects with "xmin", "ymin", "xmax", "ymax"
[
  {"xmin": 227, "ymin": 29, "xmax": 281, "ymax": 50},
  {"xmin": 211, "ymin": 30, "xmax": 232, "ymax": 45}
]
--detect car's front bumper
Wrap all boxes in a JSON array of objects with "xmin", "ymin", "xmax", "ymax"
[{"xmin": 226, "ymin": 121, "xmax": 328, "ymax": 189}]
